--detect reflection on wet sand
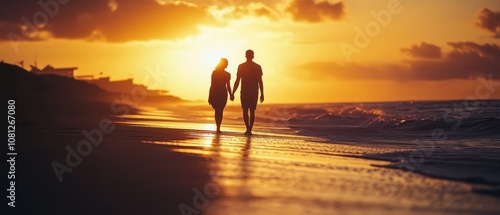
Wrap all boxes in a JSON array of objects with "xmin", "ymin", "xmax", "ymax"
[{"xmin": 143, "ymin": 129, "xmax": 500, "ymax": 215}]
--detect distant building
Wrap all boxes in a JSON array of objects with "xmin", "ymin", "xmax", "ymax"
[
  {"xmin": 30, "ymin": 65, "xmax": 77, "ymax": 78},
  {"xmin": 29, "ymin": 63, "xmax": 167, "ymax": 96}
]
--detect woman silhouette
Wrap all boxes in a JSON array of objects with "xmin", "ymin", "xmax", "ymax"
[{"xmin": 209, "ymin": 58, "xmax": 233, "ymax": 133}]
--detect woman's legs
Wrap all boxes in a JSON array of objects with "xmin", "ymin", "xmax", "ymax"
[{"xmin": 215, "ymin": 108, "xmax": 224, "ymax": 133}]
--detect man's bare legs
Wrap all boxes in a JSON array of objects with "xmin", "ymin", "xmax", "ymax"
[{"xmin": 243, "ymin": 108, "xmax": 256, "ymax": 135}]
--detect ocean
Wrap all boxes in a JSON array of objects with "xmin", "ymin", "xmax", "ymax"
[
  {"xmin": 255, "ymin": 100, "xmax": 500, "ymax": 188},
  {"xmin": 125, "ymin": 99, "xmax": 500, "ymax": 197}
]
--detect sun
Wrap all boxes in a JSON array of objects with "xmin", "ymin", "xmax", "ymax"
[{"xmin": 200, "ymin": 46, "xmax": 232, "ymax": 70}]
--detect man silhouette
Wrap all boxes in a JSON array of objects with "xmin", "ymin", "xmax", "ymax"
[{"xmin": 231, "ymin": 49, "xmax": 264, "ymax": 135}]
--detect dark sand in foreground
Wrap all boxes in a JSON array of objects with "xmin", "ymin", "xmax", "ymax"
[{"xmin": 14, "ymin": 115, "xmax": 207, "ymax": 214}]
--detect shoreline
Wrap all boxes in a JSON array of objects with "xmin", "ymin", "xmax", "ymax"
[
  {"xmin": 9, "ymin": 110, "xmax": 500, "ymax": 214},
  {"xmin": 123, "ymin": 109, "xmax": 500, "ymax": 193},
  {"xmin": 118, "ymin": 116, "xmax": 500, "ymax": 214}
]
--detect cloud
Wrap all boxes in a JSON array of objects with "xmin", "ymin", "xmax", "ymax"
[
  {"xmin": 215, "ymin": 2, "xmax": 278, "ymax": 20},
  {"xmin": 447, "ymin": 41, "xmax": 500, "ymax": 58},
  {"xmin": 475, "ymin": 8, "xmax": 500, "ymax": 39},
  {"xmin": 254, "ymin": 6, "xmax": 276, "ymax": 18},
  {"xmin": 401, "ymin": 42, "xmax": 442, "ymax": 59},
  {"xmin": 0, "ymin": 0, "xmax": 214, "ymax": 42},
  {"xmin": 294, "ymin": 41, "xmax": 500, "ymax": 81},
  {"xmin": 286, "ymin": 0, "xmax": 344, "ymax": 23},
  {"xmin": 1, "ymin": 0, "xmax": 339, "ymax": 42}
]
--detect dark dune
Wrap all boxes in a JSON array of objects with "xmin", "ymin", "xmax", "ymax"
[
  {"xmin": 0, "ymin": 62, "xmax": 124, "ymax": 119},
  {"xmin": 0, "ymin": 62, "xmax": 184, "ymax": 120}
]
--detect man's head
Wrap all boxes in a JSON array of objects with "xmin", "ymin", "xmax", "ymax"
[{"xmin": 245, "ymin": 49, "xmax": 254, "ymax": 60}]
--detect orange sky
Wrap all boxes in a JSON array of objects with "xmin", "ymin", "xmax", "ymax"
[{"xmin": 1, "ymin": 0, "xmax": 500, "ymax": 103}]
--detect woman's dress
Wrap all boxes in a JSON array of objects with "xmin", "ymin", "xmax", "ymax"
[{"xmin": 209, "ymin": 70, "xmax": 230, "ymax": 110}]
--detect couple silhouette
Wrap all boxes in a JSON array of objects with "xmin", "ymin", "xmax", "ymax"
[{"xmin": 208, "ymin": 49, "xmax": 264, "ymax": 135}]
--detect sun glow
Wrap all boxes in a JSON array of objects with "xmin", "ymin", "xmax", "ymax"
[
  {"xmin": 3, "ymin": 1, "xmax": 499, "ymax": 103},
  {"xmin": 200, "ymin": 46, "xmax": 231, "ymax": 70}
]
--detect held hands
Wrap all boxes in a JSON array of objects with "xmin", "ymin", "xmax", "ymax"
[{"xmin": 228, "ymin": 93, "xmax": 263, "ymax": 102}]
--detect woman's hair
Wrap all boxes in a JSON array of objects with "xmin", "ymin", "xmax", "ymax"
[{"xmin": 214, "ymin": 58, "xmax": 228, "ymax": 71}]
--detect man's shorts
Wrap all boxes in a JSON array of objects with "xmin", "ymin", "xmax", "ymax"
[{"xmin": 241, "ymin": 94, "xmax": 258, "ymax": 110}]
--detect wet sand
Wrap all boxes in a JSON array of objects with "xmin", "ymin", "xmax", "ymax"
[{"xmin": 122, "ymin": 112, "xmax": 500, "ymax": 215}]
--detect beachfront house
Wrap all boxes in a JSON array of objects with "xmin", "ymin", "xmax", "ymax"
[{"xmin": 30, "ymin": 65, "xmax": 77, "ymax": 78}]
